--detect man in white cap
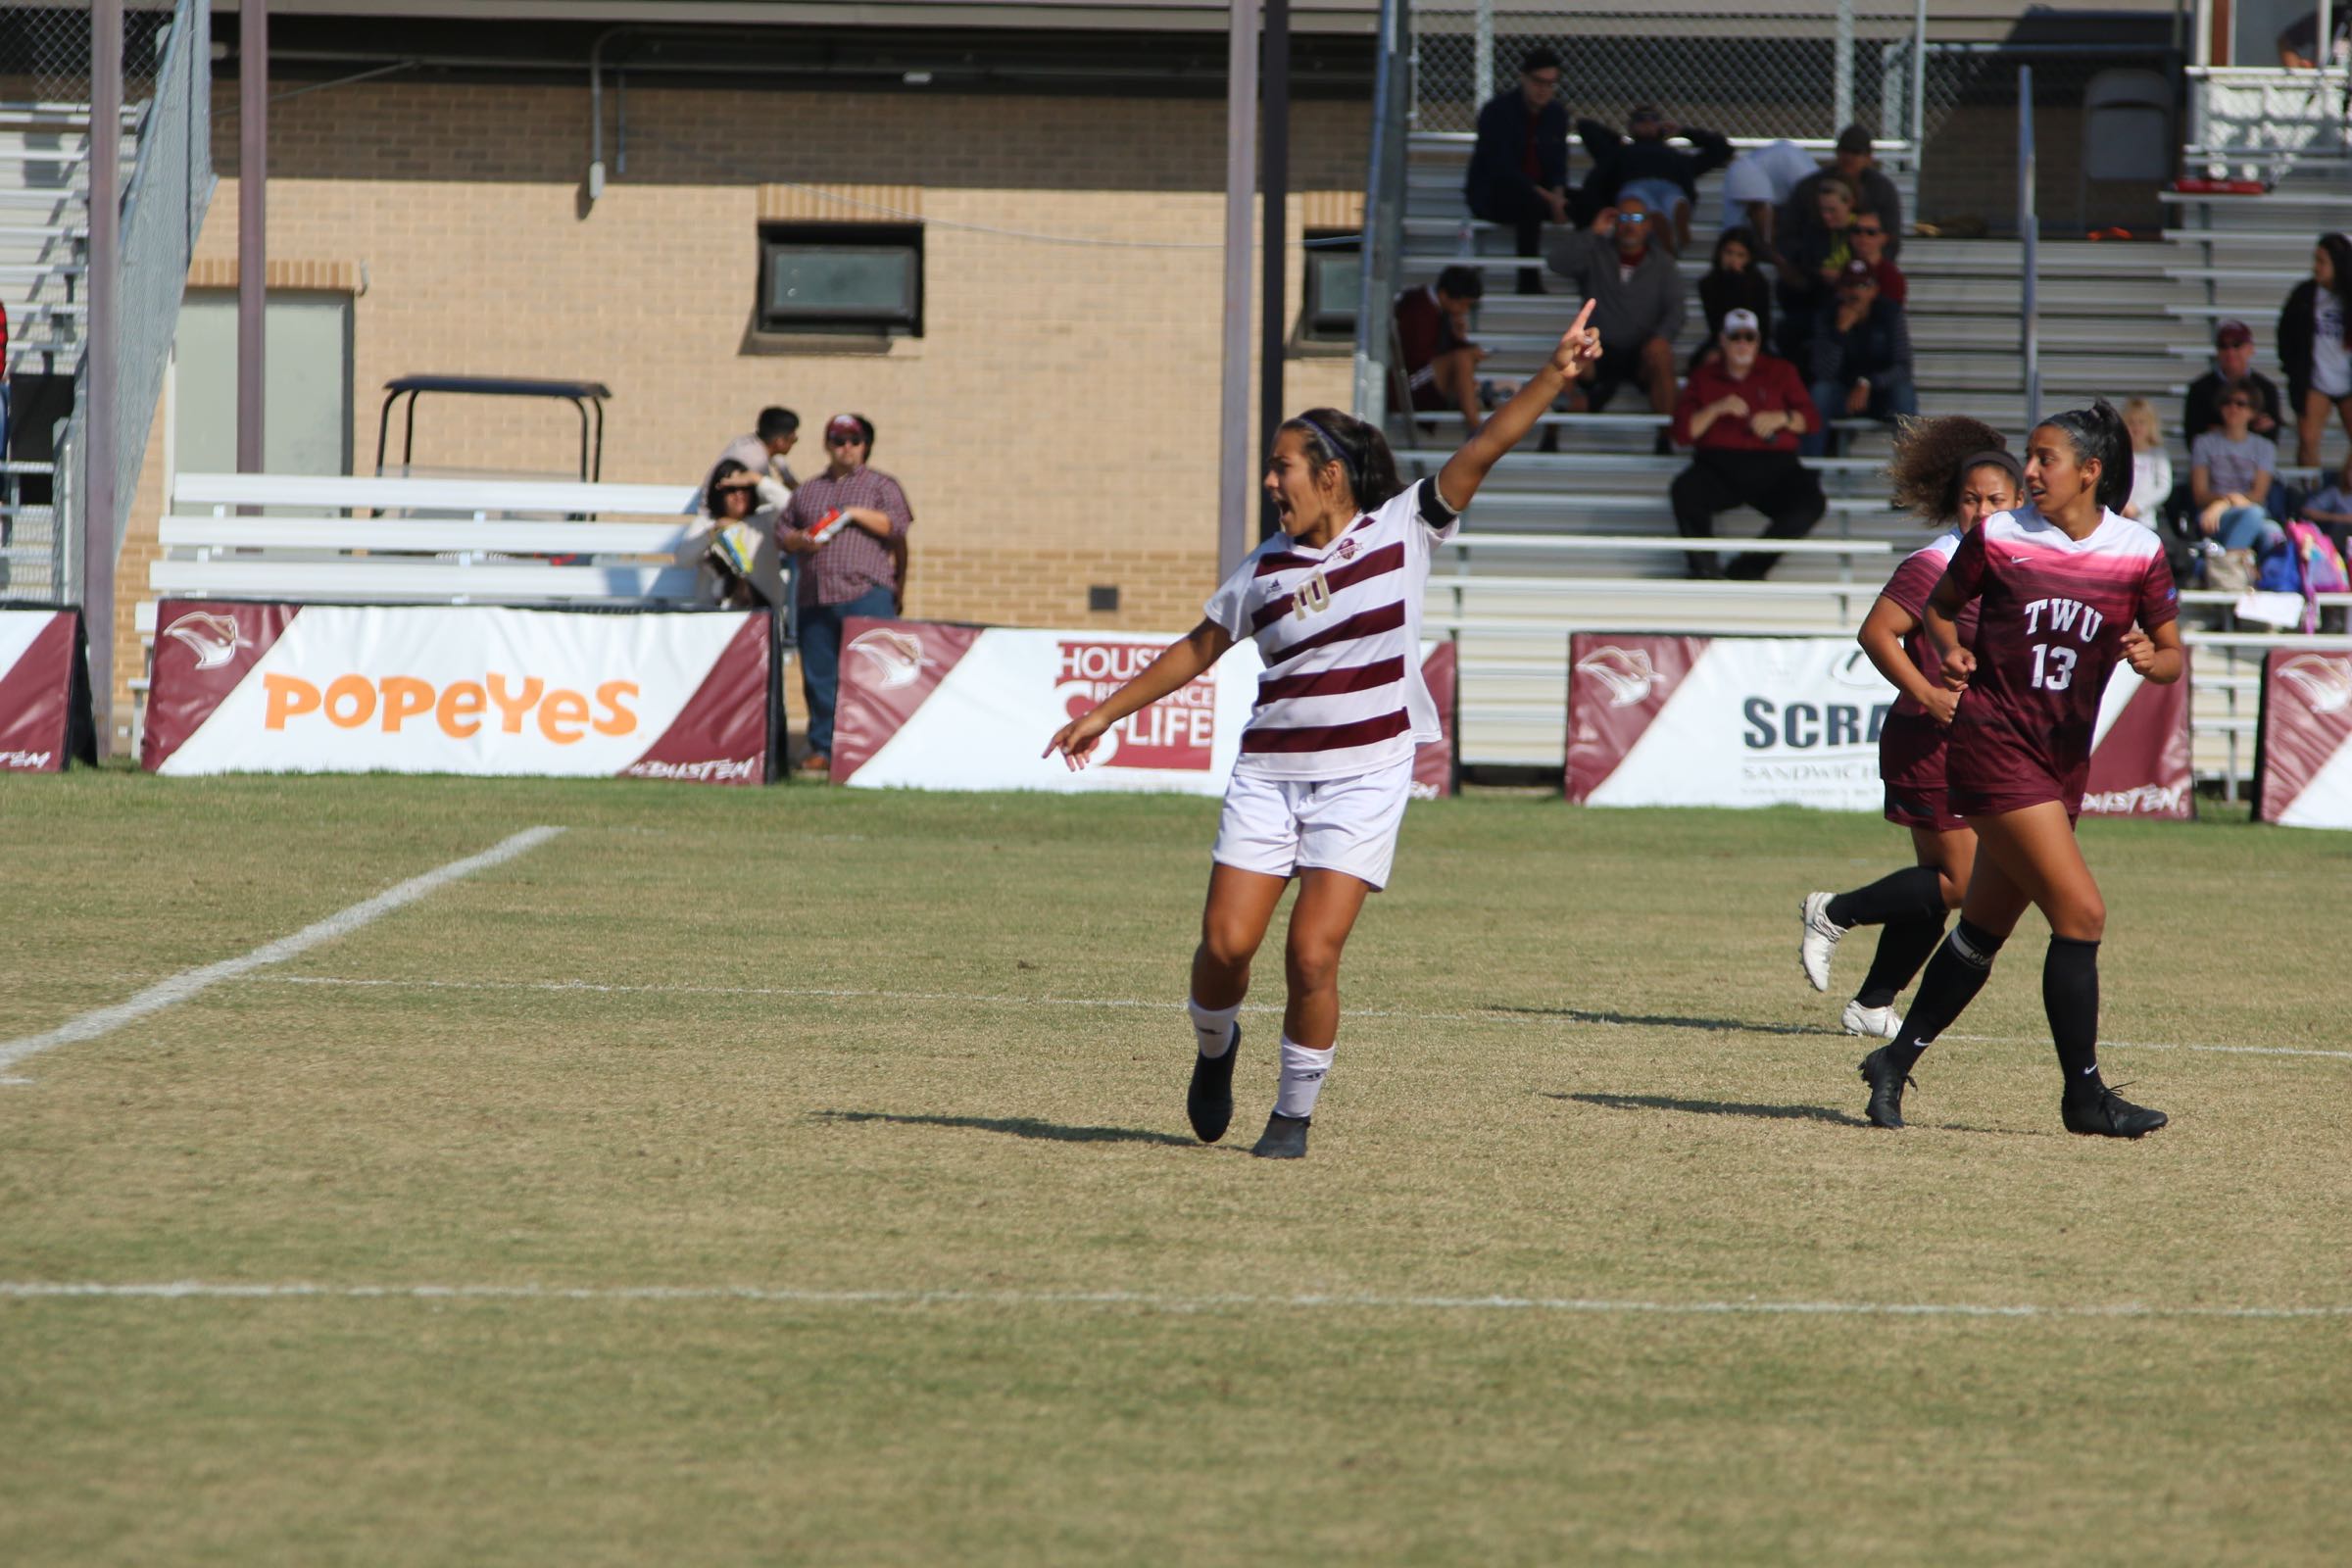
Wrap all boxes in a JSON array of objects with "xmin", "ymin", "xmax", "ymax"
[{"xmin": 1666, "ymin": 308, "xmax": 1825, "ymax": 580}]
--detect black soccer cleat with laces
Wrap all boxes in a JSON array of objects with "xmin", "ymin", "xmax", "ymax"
[
  {"xmin": 1186, "ymin": 1023, "xmax": 1241, "ymax": 1144},
  {"xmin": 1857, "ymin": 1045, "xmax": 1916, "ymax": 1129},
  {"xmin": 1250, "ymin": 1111, "xmax": 1310, "ymax": 1159},
  {"xmin": 2061, "ymin": 1084, "xmax": 2168, "ymax": 1139}
]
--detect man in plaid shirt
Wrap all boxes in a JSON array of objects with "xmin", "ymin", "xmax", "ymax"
[{"xmin": 780, "ymin": 413, "xmax": 913, "ymax": 775}]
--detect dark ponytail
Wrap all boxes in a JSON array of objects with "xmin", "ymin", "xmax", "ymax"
[
  {"xmin": 2039, "ymin": 398, "xmax": 2133, "ymax": 514},
  {"xmin": 1282, "ymin": 408, "xmax": 1404, "ymax": 512}
]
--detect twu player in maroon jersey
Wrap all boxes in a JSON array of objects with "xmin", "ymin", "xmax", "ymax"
[
  {"xmin": 1856, "ymin": 400, "xmax": 2185, "ymax": 1136},
  {"xmin": 1797, "ymin": 419, "xmax": 2021, "ymax": 1038}
]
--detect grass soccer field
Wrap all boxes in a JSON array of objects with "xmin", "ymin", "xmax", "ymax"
[{"xmin": 2, "ymin": 772, "xmax": 2349, "ymax": 1566}]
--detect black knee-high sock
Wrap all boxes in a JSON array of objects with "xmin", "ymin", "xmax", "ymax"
[
  {"xmin": 1854, "ymin": 914, "xmax": 1948, "ymax": 1009},
  {"xmin": 1825, "ymin": 864, "xmax": 1947, "ymax": 929},
  {"xmin": 2044, "ymin": 936, "xmax": 2104, "ymax": 1096},
  {"xmin": 1886, "ymin": 918, "xmax": 2007, "ymax": 1071}
]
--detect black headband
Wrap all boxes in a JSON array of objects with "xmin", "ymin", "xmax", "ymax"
[
  {"xmin": 1296, "ymin": 416, "xmax": 1360, "ymax": 498},
  {"xmin": 1962, "ymin": 450, "xmax": 2022, "ymax": 486}
]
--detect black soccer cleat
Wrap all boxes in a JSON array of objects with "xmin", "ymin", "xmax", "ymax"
[
  {"xmin": 2061, "ymin": 1084, "xmax": 2169, "ymax": 1139},
  {"xmin": 1857, "ymin": 1046, "xmax": 1916, "ymax": 1130},
  {"xmin": 1186, "ymin": 1023, "xmax": 1241, "ymax": 1144},
  {"xmin": 1250, "ymin": 1111, "xmax": 1310, "ymax": 1159}
]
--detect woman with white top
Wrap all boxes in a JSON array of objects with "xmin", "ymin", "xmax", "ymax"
[
  {"xmin": 2280, "ymin": 232, "xmax": 2352, "ymax": 468},
  {"xmin": 1044, "ymin": 306, "xmax": 1603, "ymax": 1160},
  {"xmin": 2120, "ymin": 398, "xmax": 2174, "ymax": 528}
]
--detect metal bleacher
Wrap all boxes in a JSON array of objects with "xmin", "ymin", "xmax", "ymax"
[
  {"xmin": 0, "ymin": 101, "xmax": 128, "ymax": 602},
  {"xmin": 1393, "ymin": 105, "xmax": 2352, "ymax": 787}
]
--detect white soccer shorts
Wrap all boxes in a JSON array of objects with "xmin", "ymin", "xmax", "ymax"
[{"xmin": 1210, "ymin": 757, "xmax": 1416, "ymax": 890}]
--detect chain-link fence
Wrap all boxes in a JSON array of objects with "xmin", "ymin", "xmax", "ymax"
[{"xmin": 1411, "ymin": 3, "xmax": 1931, "ymax": 147}]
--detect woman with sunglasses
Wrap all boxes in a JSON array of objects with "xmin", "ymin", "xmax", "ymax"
[
  {"xmin": 1853, "ymin": 401, "xmax": 2183, "ymax": 1138},
  {"xmin": 779, "ymin": 413, "xmax": 912, "ymax": 778},
  {"xmin": 1798, "ymin": 418, "xmax": 2021, "ymax": 1036},
  {"xmin": 1846, "ymin": 205, "xmax": 1906, "ymax": 306},
  {"xmin": 1045, "ymin": 308, "xmax": 1603, "ymax": 1159}
]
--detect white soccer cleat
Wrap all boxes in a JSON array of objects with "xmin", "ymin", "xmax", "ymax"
[
  {"xmin": 1798, "ymin": 892, "xmax": 1844, "ymax": 992},
  {"xmin": 1841, "ymin": 1000, "xmax": 1904, "ymax": 1040}
]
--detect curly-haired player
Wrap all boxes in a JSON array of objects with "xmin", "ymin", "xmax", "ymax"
[
  {"xmin": 1797, "ymin": 417, "xmax": 2021, "ymax": 1036},
  {"xmin": 1045, "ymin": 308, "xmax": 1603, "ymax": 1158},
  {"xmin": 1855, "ymin": 400, "xmax": 2184, "ymax": 1136}
]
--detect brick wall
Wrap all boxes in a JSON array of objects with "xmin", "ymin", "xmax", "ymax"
[{"xmin": 110, "ymin": 77, "xmax": 1372, "ymax": 726}]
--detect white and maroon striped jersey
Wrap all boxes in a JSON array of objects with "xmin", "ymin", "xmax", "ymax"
[{"xmin": 1204, "ymin": 476, "xmax": 1459, "ymax": 780}]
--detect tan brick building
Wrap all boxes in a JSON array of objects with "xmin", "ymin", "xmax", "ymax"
[{"xmin": 113, "ymin": 0, "xmax": 1380, "ymax": 722}]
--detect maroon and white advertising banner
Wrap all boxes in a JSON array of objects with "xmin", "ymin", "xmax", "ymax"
[
  {"xmin": 832, "ymin": 618, "xmax": 1456, "ymax": 797},
  {"xmin": 143, "ymin": 601, "xmax": 769, "ymax": 784},
  {"xmin": 2254, "ymin": 650, "xmax": 2352, "ymax": 829},
  {"xmin": 0, "ymin": 608, "xmax": 79, "ymax": 772},
  {"xmin": 1568, "ymin": 633, "xmax": 2191, "ymax": 817}
]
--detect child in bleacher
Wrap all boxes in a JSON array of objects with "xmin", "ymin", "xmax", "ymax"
[{"xmin": 2121, "ymin": 398, "xmax": 2174, "ymax": 529}]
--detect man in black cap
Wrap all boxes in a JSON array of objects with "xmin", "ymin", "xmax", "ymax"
[
  {"xmin": 1574, "ymin": 104, "xmax": 1732, "ymax": 256},
  {"xmin": 2183, "ymin": 318, "xmax": 2285, "ymax": 443},
  {"xmin": 1780, "ymin": 124, "xmax": 1904, "ymax": 265},
  {"xmin": 1464, "ymin": 48, "xmax": 1578, "ymax": 294}
]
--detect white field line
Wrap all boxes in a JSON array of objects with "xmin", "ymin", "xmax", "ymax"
[
  {"xmin": 0, "ymin": 827, "xmax": 566, "ymax": 1080},
  {"xmin": 238, "ymin": 974, "xmax": 2352, "ymax": 1063},
  {"xmin": 0, "ymin": 1279, "xmax": 2345, "ymax": 1322}
]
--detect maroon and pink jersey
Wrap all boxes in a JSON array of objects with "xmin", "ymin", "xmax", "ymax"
[
  {"xmin": 1940, "ymin": 507, "xmax": 2178, "ymax": 806},
  {"xmin": 1205, "ymin": 476, "xmax": 1459, "ymax": 780},
  {"xmin": 1875, "ymin": 528, "xmax": 1981, "ymax": 803}
]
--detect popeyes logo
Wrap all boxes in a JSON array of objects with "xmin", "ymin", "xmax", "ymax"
[
  {"xmin": 1054, "ymin": 639, "xmax": 1214, "ymax": 770},
  {"xmin": 260, "ymin": 671, "xmax": 640, "ymax": 745}
]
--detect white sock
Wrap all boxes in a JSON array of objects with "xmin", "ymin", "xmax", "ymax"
[
  {"xmin": 1187, "ymin": 998, "xmax": 1241, "ymax": 1058},
  {"xmin": 1275, "ymin": 1037, "xmax": 1334, "ymax": 1119}
]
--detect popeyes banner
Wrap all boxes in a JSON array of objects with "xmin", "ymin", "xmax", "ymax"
[
  {"xmin": 142, "ymin": 601, "xmax": 771, "ymax": 784},
  {"xmin": 2253, "ymin": 649, "xmax": 2352, "ymax": 829},
  {"xmin": 0, "ymin": 608, "xmax": 84, "ymax": 772},
  {"xmin": 1567, "ymin": 633, "xmax": 2190, "ymax": 817},
  {"xmin": 830, "ymin": 617, "xmax": 1456, "ymax": 797}
]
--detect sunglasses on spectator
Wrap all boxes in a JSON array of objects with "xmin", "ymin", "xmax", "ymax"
[
  {"xmin": 826, "ymin": 432, "xmax": 865, "ymax": 446},
  {"xmin": 1723, "ymin": 330, "xmax": 1758, "ymax": 342},
  {"xmin": 1618, "ymin": 212, "xmax": 1650, "ymax": 223},
  {"xmin": 1853, "ymin": 224, "xmax": 1884, "ymax": 235}
]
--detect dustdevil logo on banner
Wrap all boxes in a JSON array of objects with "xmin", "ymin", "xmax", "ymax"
[
  {"xmin": 144, "ymin": 601, "xmax": 770, "ymax": 783},
  {"xmin": 1054, "ymin": 639, "xmax": 1216, "ymax": 770},
  {"xmin": 2256, "ymin": 651, "xmax": 2352, "ymax": 829},
  {"xmin": 1567, "ymin": 636, "xmax": 1703, "ymax": 803}
]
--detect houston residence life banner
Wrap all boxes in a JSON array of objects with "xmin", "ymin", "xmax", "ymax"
[
  {"xmin": 830, "ymin": 618, "xmax": 1457, "ymax": 797},
  {"xmin": 143, "ymin": 601, "xmax": 772, "ymax": 784},
  {"xmin": 1567, "ymin": 633, "xmax": 2192, "ymax": 817}
]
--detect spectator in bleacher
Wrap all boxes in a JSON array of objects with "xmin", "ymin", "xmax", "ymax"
[
  {"xmin": 2182, "ymin": 318, "xmax": 2284, "ymax": 443},
  {"xmin": 699, "ymin": 405, "xmax": 800, "ymax": 514},
  {"xmin": 1465, "ymin": 49, "xmax": 1575, "ymax": 296},
  {"xmin": 1692, "ymin": 226, "xmax": 1773, "ymax": 371},
  {"xmin": 1780, "ymin": 124, "xmax": 1904, "ymax": 265},
  {"xmin": 1668, "ymin": 308, "xmax": 1825, "ymax": 580},
  {"xmin": 2278, "ymin": 8, "xmax": 2352, "ymax": 69},
  {"xmin": 1396, "ymin": 265, "xmax": 1498, "ymax": 433},
  {"xmin": 2189, "ymin": 383, "xmax": 2286, "ymax": 558},
  {"xmin": 698, "ymin": 459, "xmax": 788, "ymax": 610},
  {"xmin": 780, "ymin": 414, "xmax": 912, "ymax": 777},
  {"xmin": 1545, "ymin": 196, "xmax": 1687, "ymax": 447},
  {"xmin": 2280, "ymin": 231, "xmax": 2352, "ymax": 468},
  {"xmin": 1848, "ymin": 205, "xmax": 1906, "ymax": 306},
  {"xmin": 2300, "ymin": 452, "xmax": 2352, "ymax": 558},
  {"xmin": 2120, "ymin": 398, "xmax": 2175, "ymax": 529},
  {"xmin": 1804, "ymin": 260, "xmax": 1917, "ymax": 457},
  {"xmin": 1718, "ymin": 139, "xmax": 1817, "ymax": 265},
  {"xmin": 1575, "ymin": 105, "xmax": 1732, "ymax": 256},
  {"xmin": 1774, "ymin": 174, "xmax": 1858, "ymax": 360}
]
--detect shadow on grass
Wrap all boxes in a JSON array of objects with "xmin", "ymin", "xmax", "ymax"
[
  {"xmin": 1553, "ymin": 1092, "xmax": 2053, "ymax": 1139},
  {"xmin": 1556, "ymin": 1091, "xmax": 1872, "ymax": 1127},
  {"xmin": 815, "ymin": 1109, "xmax": 1200, "ymax": 1148},
  {"xmin": 1483, "ymin": 1005, "xmax": 1838, "ymax": 1039}
]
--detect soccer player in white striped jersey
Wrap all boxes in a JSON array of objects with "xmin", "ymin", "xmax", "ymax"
[{"xmin": 1045, "ymin": 303, "xmax": 1602, "ymax": 1158}]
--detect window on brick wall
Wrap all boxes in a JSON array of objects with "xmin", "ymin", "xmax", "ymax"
[
  {"xmin": 1299, "ymin": 229, "xmax": 1360, "ymax": 343},
  {"xmin": 759, "ymin": 222, "xmax": 924, "ymax": 336}
]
